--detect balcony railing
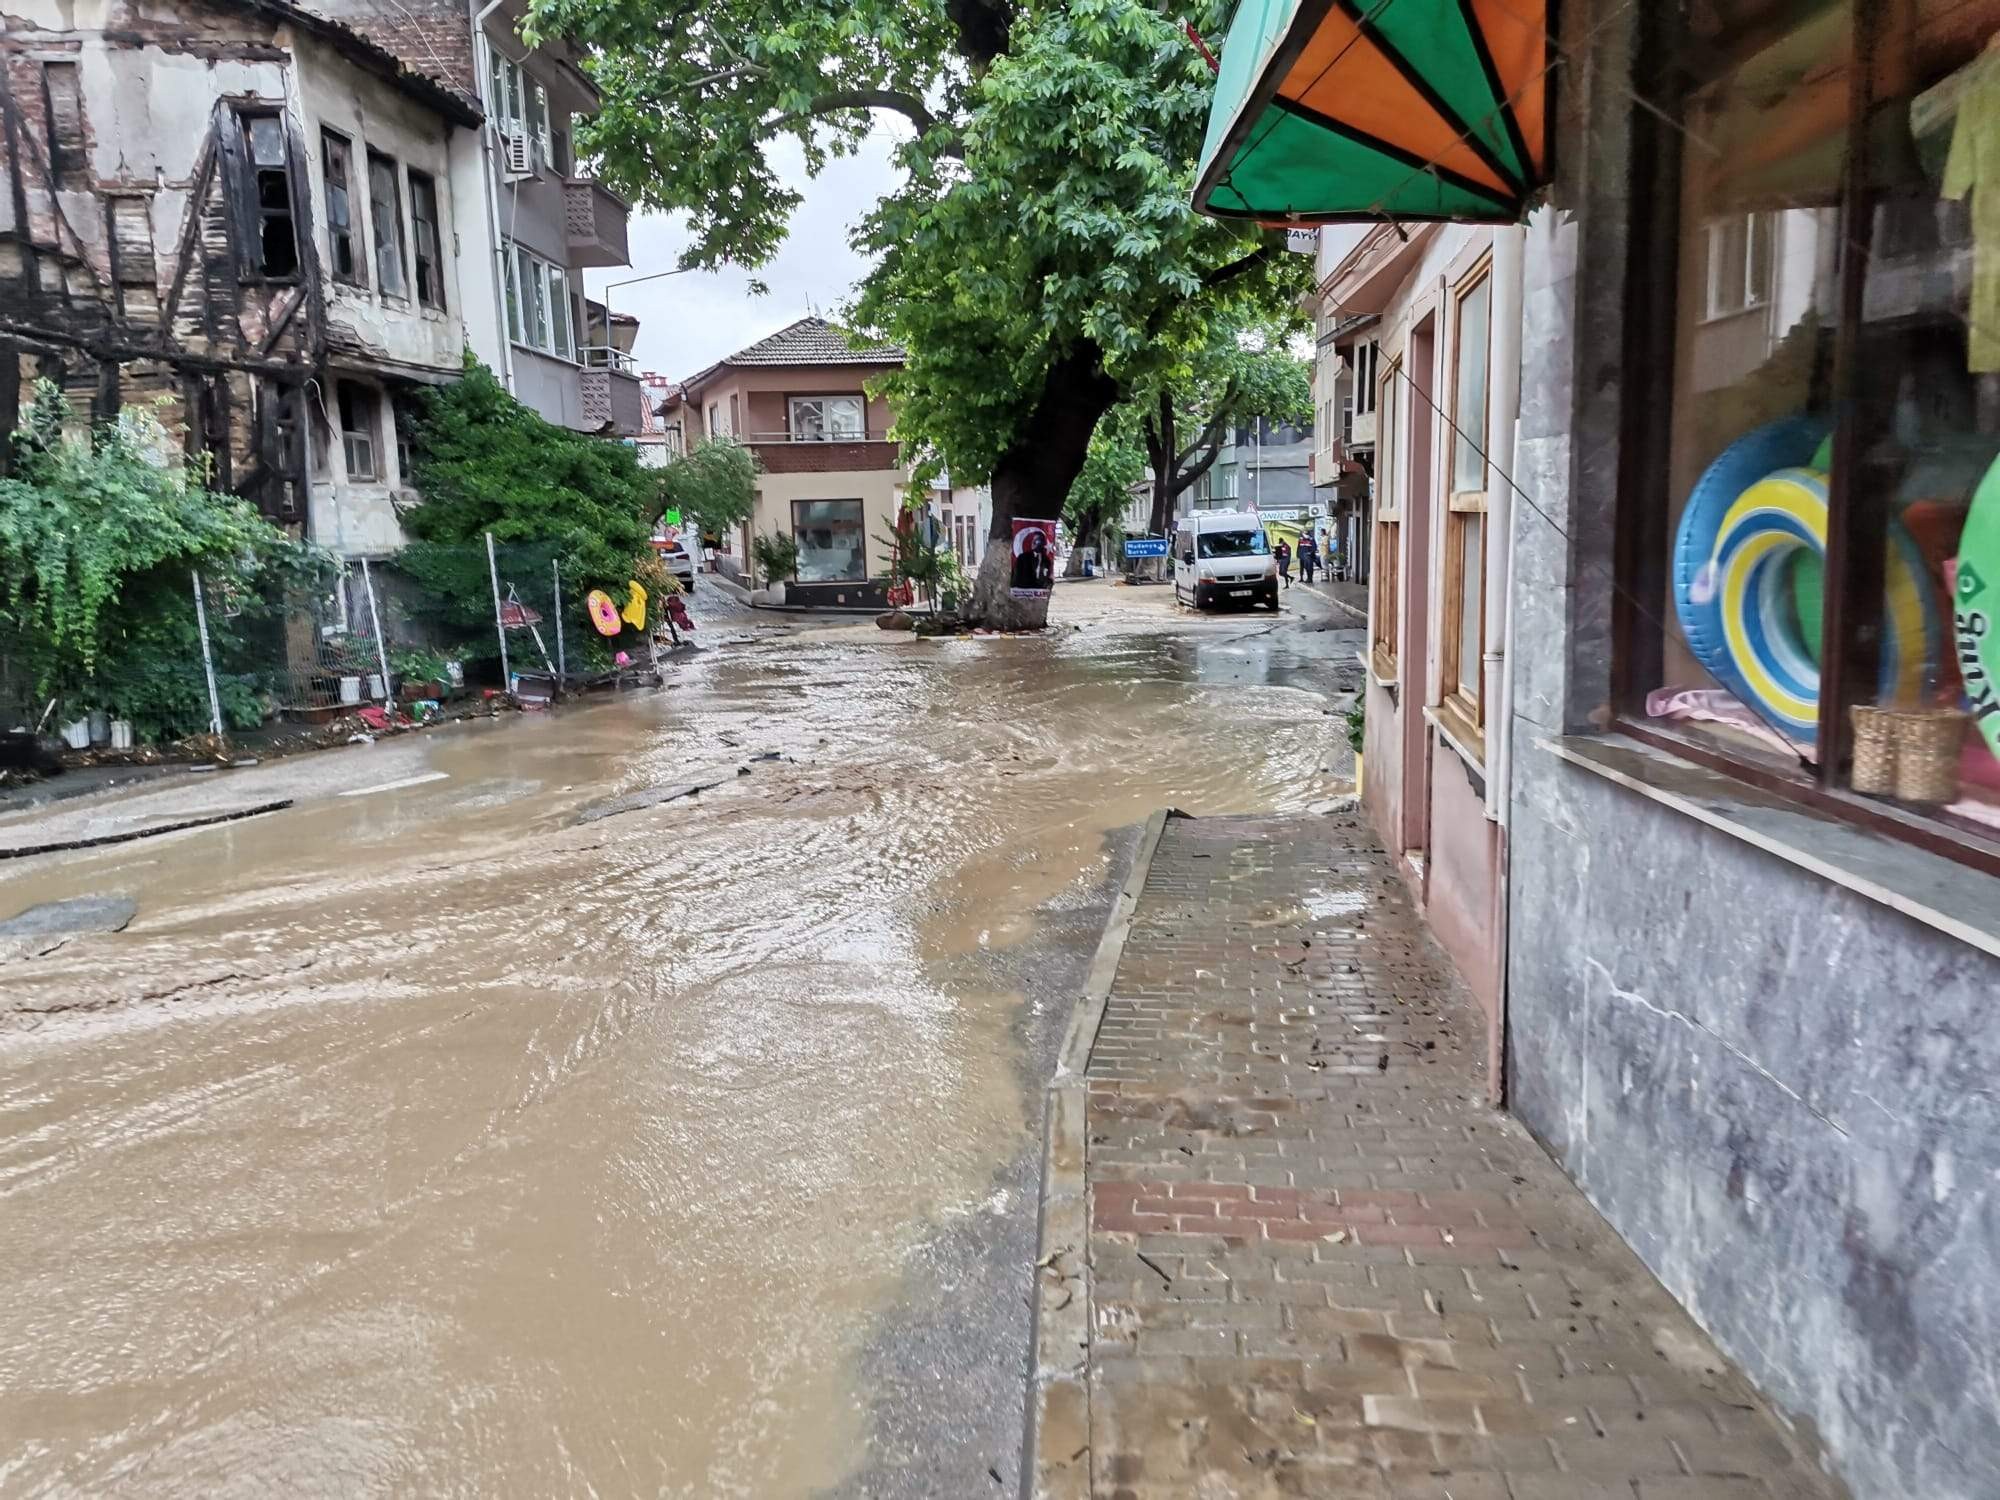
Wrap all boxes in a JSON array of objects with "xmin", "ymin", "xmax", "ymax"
[
  {"xmin": 581, "ymin": 344, "xmax": 637, "ymax": 374},
  {"xmin": 563, "ymin": 179, "xmax": 631, "ymax": 269},
  {"xmin": 743, "ymin": 428, "xmax": 874, "ymax": 443}
]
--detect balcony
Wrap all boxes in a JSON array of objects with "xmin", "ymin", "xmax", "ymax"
[
  {"xmin": 578, "ymin": 345, "xmax": 643, "ymax": 436},
  {"xmin": 564, "ymin": 179, "xmax": 630, "ymax": 268},
  {"xmin": 744, "ymin": 432, "xmax": 903, "ymax": 474}
]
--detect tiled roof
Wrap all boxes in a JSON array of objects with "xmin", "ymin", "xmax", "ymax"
[
  {"xmin": 718, "ymin": 316, "xmax": 905, "ymax": 368},
  {"xmin": 247, "ymin": 0, "xmax": 482, "ymax": 126}
]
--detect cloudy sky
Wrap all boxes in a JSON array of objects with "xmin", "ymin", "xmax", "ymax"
[{"xmin": 583, "ymin": 131, "xmax": 905, "ymax": 384}]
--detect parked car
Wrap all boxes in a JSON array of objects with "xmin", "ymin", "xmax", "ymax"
[
  {"xmin": 652, "ymin": 531, "xmax": 698, "ymax": 594},
  {"xmin": 1173, "ymin": 511, "xmax": 1279, "ymax": 611}
]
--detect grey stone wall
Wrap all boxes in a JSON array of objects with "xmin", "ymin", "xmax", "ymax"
[{"xmin": 1504, "ymin": 6, "xmax": 2000, "ymax": 1497}]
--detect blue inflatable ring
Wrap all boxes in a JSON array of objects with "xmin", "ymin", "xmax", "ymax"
[
  {"xmin": 1674, "ymin": 421, "xmax": 1943, "ymax": 746},
  {"xmin": 1673, "ymin": 415, "xmax": 1827, "ymax": 690}
]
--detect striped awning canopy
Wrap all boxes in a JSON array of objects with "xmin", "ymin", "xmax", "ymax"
[{"xmin": 1192, "ymin": 0, "xmax": 1551, "ymax": 224}]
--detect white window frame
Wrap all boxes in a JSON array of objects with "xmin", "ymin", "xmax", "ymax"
[
  {"xmin": 488, "ymin": 48, "xmax": 555, "ymax": 173},
  {"xmin": 1702, "ymin": 212, "xmax": 1774, "ymax": 322},
  {"xmin": 1352, "ymin": 341, "xmax": 1379, "ymax": 417},
  {"xmin": 506, "ymin": 241, "xmax": 578, "ymax": 362},
  {"xmin": 788, "ymin": 394, "xmax": 866, "ymax": 442},
  {"xmin": 338, "ymin": 381, "xmax": 379, "ymax": 482}
]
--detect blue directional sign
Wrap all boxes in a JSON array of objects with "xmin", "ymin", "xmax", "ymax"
[{"xmin": 1124, "ymin": 537, "xmax": 1170, "ymax": 559}]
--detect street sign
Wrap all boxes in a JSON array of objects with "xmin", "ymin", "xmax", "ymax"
[{"xmin": 1124, "ymin": 537, "xmax": 1170, "ymax": 558}]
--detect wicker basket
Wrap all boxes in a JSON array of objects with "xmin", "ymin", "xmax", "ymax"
[
  {"xmin": 1891, "ymin": 708, "xmax": 1969, "ymax": 804},
  {"xmin": 1849, "ymin": 705, "xmax": 1898, "ymax": 795}
]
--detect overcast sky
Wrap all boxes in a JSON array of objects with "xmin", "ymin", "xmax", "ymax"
[{"xmin": 583, "ymin": 131, "xmax": 906, "ymax": 383}]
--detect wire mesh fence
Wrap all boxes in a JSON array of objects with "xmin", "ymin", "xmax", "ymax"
[{"xmin": 3, "ymin": 534, "xmax": 680, "ymax": 754}]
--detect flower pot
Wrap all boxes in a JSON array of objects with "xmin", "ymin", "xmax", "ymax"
[
  {"xmin": 766, "ymin": 582, "xmax": 787, "ymax": 606},
  {"xmin": 109, "ymin": 720, "xmax": 134, "ymax": 751},
  {"xmin": 60, "ymin": 718, "xmax": 91, "ymax": 750},
  {"xmin": 88, "ymin": 709, "xmax": 110, "ymax": 746},
  {"xmin": 339, "ymin": 676, "xmax": 363, "ymax": 706}
]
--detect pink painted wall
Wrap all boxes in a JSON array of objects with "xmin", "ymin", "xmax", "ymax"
[
  {"xmin": 1424, "ymin": 738, "xmax": 1502, "ymax": 1090},
  {"xmin": 1362, "ymin": 677, "xmax": 1404, "ymax": 858}
]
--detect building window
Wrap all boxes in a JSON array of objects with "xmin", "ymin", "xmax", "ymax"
[
  {"xmin": 489, "ymin": 50, "xmax": 558, "ymax": 172},
  {"xmin": 1372, "ymin": 361, "xmax": 1401, "ymax": 678},
  {"xmin": 42, "ymin": 61, "xmax": 86, "ymax": 182},
  {"xmin": 367, "ymin": 150, "xmax": 407, "ymax": 297},
  {"xmin": 1618, "ymin": 0, "xmax": 2000, "ymax": 853},
  {"xmin": 229, "ymin": 110, "xmax": 299, "ymax": 281},
  {"xmin": 506, "ymin": 243, "xmax": 576, "ymax": 360},
  {"xmin": 1702, "ymin": 212, "xmax": 1775, "ymax": 323},
  {"xmin": 503, "ymin": 248, "xmax": 521, "ymax": 342},
  {"xmin": 1441, "ymin": 264, "xmax": 1492, "ymax": 742},
  {"xmin": 792, "ymin": 498, "xmax": 867, "ymax": 582},
  {"xmin": 321, "ymin": 130, "xmax": 363, "ymax": 287},
  {"xmin": 409, "ymin": 170, "xmax": 443, "ymax": 309},
  {"xmin": 338, "ymin": 382, "xmax": 379, "ymax": 481},
  {"xmin": 706, "ymin": 400, "xmax": 721, "ymax": 438},
  {"xmin": 392, "ymin": 393, "xmax": 422, "ymax": 484},
  {"xmin": 789, "ymin": 395, "xmax": 865, "ymax": 441},
  {"xmin": 1352, "ymin": 341, "xmax": 1379, "ymax": 418}
]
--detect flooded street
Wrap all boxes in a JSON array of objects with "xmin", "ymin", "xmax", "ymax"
[{"xmin": 0, "ymin": 583, "xmax": 1360, "ymax": 1498}]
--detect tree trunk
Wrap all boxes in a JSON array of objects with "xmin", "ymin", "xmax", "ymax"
[
  {"xmin": 972, "ymin": 342, "xmax": 1119, "ymax": 628},
  {"xmin": 1145, "ymin": 390, "xmax": 1176, "ymax": 540}
]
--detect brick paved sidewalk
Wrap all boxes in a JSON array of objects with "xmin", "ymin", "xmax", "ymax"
[{"xmin": 1047, "ymin": 812, "xmax": 1845, "ymax": 1500}]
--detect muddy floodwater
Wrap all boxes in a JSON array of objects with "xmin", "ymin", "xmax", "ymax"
[{"xmin": 0, "ymin": 584, "xmax": 1359, "ymax": 1497}]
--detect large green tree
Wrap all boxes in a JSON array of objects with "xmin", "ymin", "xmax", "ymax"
[
  {"xmin": 1137, "ymin": 328, "xmax": 1311, "ymax": 538},
  {"xmin": 530, "ymin": 0, "xmax": 1308, "ymax": 624}
]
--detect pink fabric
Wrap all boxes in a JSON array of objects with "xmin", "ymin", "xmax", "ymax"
[{"xmin": 1646, "ymin": 687, "xmax": 1815, "ymax": 762}]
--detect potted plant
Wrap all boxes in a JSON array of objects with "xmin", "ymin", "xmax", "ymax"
[
  {"xmin": 391, "ymin": 646, "xmax": 452, "ymax": 702},
  {"xmin": 751, "ymin": 532, "xmax": 799, "ymax": 605}
]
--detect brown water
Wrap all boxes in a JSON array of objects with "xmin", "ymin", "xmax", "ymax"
[{"xmin": 0, "ymin": 587, "xmax": 1354, "ymax": 1497}]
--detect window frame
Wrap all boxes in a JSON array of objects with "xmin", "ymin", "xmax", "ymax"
[
  {"xmin": 1353, "ymin": 341, "xmax": 1379, "ymax": 417},
  {"xmin": 408, "ymin": 169, "xmax": 444, "ymax": 310},
  {"xmin": 1699, "ymin": 212, "xmax": 1775, "ymax": 324},
  {"xmin": 337, "ymin": 381, "xmax": 380, "ymax": 483},
  {"xmin": 1371, "ymin": 355, "xmax": 1402, "ymax": 683},
  {"xmin": 1438, "ymin": 258, "xmax": 1493, "ymax": 752},
  {"xmin": 42, "ymin": 61, "xmax": 87, "ymax": 184},
  {"xmin": 366, "ymin": 148, "xmax": 408, "ymax": 299},
  {"xmin": 225, "ymin": 107, "xmax": 302, "ymax": 284},
  {"xmin": 320, "ymin": 128, "xmax": 366, "ymax": 289},
  {"xmin": 788, "ymin": 393, "xmax": 867, "ymax": 442},
  {"xmin": 505, "ymin": 242, "xmax": 578, "ymax": 361},
  {"xmin": 1609, "ymin": 0, "xmax": 2000, "ymax": 875}
]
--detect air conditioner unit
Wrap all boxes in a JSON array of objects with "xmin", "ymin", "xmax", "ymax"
[{"xmin": 500, "ymin": 130, "xmax": 534, "ymax": 179}]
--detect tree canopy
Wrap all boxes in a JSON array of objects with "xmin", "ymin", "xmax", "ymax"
[
  {"xmin": 659, "ymin": 438, "xmax": 757, "ymax": 538},
  {"xmin": 529, "ymin": 0, "xmax": 1309, "ymax": 622}
]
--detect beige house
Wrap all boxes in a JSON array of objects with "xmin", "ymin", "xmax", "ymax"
[{"xmin": 662, "ymin": 317, "xmax": 908, "ymax": 607}]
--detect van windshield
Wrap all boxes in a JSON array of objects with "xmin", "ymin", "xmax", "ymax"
[{"xmin": 1197, "ymin": 530, "xmax": 1269, "ymax": 559}]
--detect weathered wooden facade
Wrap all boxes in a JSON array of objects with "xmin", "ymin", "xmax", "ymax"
[{"xmin": 0, "ymin": 0, "xmax": 478, "ymax": 548}]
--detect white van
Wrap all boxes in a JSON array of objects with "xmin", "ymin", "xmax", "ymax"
[{"xmin": 1173, "ymin": 511, "xmax": 1279, "ymax": 611}]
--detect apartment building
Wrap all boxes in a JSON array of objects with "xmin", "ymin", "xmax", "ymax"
[
  {"xmin": 311, "ymin": 0, "xmax": 641, "ymax": 436},
  {"xmin": 662, "ymin": 317, "xmax": 908, "ymax": 608}
]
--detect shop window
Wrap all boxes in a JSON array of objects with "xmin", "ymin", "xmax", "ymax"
[
  {"xmin": 338, "ymin": 382, "xmax": 379, "ymax": 481},
  {"xmin": 1620, "ymin": 0, "xmax": 2000, "ymax": 851},
  {"xmin": 229, "ymin": 110, "xmax": 299, "ymax": 281},
  {"xmin": 792, "ymin": 498, "xmax": 867, "ymax": 582},
  {"xmin": 409, "ymin": 170, "xmax": 443, "ymax": 309},
  {"xmin": 1372, "ymin": 361, "xmax": 1402, "ymax": 678},
  {"xmin": 367, "ymin": 150, "xmax": 407, "ymax": 297},
  {"xmin": 1441, "ymin": 265, "xmax": 1492, "ymax": 742},
  {"xmin": 322, "ymin": 130, "xmax": 364, "ymax": 287}
]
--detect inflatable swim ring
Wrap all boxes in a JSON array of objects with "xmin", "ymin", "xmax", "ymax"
[
  {"xmin": 1673, "ymin": 416, "xmax": 1828, "ymax": 688},
  {"xmin": 1957, "ymin": 451, "xmax": 2000, "ymax": 764},
  {"xmin": 1691, "ymin": 468, "xmax": 1940, "ymax": 742},
  {"xmin": 587, "ymin": 589, "xmax": 622, "ymax": 636}
]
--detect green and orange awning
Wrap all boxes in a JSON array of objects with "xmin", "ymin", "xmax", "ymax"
[{"xmin": 1193, "ymin": 0, "xmax": 1551, "ymax": 224}]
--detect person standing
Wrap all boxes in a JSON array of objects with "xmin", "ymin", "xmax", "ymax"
[
  {"xmin": 1298, "ymin": 532, "xmax": 1319, "ymax": 584},
  {"xmin": 1273, "ymin": 536, "xmax": 1292, "ymax": 588}
]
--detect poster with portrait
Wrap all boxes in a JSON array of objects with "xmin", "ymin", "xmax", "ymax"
[{"xmin": 1010, "ymin": 518, "xmax": 1058, "ymax": 598}]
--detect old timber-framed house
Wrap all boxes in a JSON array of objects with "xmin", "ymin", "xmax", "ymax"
[{"xmin": 1, "ymin": 0, "xmax": 479, "ymax": 554}]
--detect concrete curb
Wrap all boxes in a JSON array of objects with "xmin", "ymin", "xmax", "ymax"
[{"xmin": 1019, "ymin": 806, "xmax": 1172, "ymax": 1500}]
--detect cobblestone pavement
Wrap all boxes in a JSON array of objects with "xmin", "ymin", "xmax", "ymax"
[{"xmin": 1071, "ymin": 812, "xmax": 1847, "ymax": 1500}]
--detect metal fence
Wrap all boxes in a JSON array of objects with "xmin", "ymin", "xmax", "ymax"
[{"xmin": 2, "ymin": 533, "xmax": 655, "ymax": 751}]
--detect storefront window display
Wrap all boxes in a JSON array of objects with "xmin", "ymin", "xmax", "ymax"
[
  {"xmin": 1625, "ymin": 0, "xmax": 2000, "ymax": 848},
  {"xmin": 792, "ymin": 499, "xmax": 867, "ymax": 583}
]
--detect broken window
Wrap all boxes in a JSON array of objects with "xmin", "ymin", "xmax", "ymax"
[
  {"xmin": 42, "ymin": 61, "xmax": 86, "ymax": 182},
  {"xmin": 229, "ymin": 109, "xmax": 299, "ymax": 280},
  {"xmin": 338, "ymin": 382, "xmax": 379, "ymax": 481},
  {"xmin": 367, "ymin": 150, "xmax": 407, "ymax": 297},
  {"xmin": 408, "ymin": 170, "xmax": 443, "ymax": 309},
  {"xmin": 322, "ymin": 130, "xmax": 364, "ymax": 287}
]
